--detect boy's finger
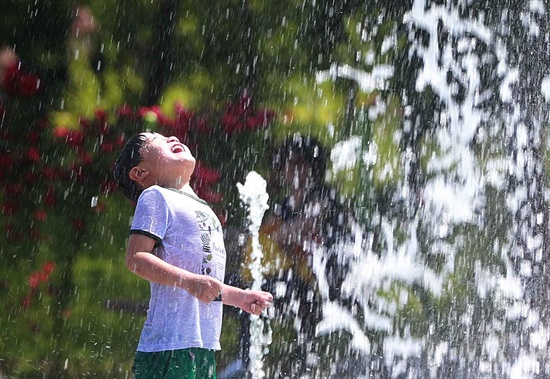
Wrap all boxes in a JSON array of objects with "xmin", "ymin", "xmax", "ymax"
[{"xmin": 257, "ymin": 300, "xmax": 271, "ymax": 307}]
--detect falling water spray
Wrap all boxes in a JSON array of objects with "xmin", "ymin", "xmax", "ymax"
[
  {"xmin": 312, "ymin": 1, "xmax": 550, "ymax": 377},
  {"xmin": 237, "ymin": 171, "xmax": 272, "ymax": 378}
]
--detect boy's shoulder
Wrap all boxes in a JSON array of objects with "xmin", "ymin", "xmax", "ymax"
[
  {"xmin": 139, "ymin": 185, "xmax": 208, "ymax": 206},
  {"xmin": 138, "ymin": 184, "xmax": 164, "ymax": 197},
  {"xmin": 136, "ymin": 185, "xmax": 171, "ymax": 204},
  {"xmin": 142, "ymin": 184, "xmax": 167, "ymax": 194}
]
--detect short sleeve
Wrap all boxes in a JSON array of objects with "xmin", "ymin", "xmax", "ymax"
[{"xmin": 130, "ymin": 187, "xmax": 171, "ymax": 245}]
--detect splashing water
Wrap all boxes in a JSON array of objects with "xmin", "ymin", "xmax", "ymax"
[
  {"xmin": 237, "ymin": 171, "xmax": 272, "ymax": 379},
  {"xmin": 313, "ymin": 1, "xmax": 550, "ymax": 378}
]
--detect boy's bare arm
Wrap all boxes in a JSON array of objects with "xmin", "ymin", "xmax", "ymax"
[
  {"xmin": 221, "ymin": 285, "xmax": 273, "ymax": 316},
  {"xmin": 126, "ymin": 234, "xmax": 223, "ymax": 303}
]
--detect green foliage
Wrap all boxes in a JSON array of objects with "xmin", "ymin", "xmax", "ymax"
[
  {"xmin": 268, "ymin": 76, "xmax": 347, "ymax": 142},
  {"xmin": 370, "ymin": 96, "xmax": 403, "ymax": 188},
  {"xmin": 160, "ymin": 71, "xmax": 216, "ymax": 114}
]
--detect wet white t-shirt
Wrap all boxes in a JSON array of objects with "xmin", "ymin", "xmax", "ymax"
[{"xmin": 130, "ymin": 185, "xmax": 226, "ymax": 352}]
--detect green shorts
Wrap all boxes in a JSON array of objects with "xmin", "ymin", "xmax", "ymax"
[{"xmin": 132, "ymin": 348, "xmax": 217, "ymax": 379}]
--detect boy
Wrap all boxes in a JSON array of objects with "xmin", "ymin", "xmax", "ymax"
[{"xmin": 113, "ymin": 132, "xmax": 273, "ymax": 379}]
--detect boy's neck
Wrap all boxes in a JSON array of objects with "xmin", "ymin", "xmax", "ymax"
[{"xmin": 169, "ymin": 182, "xmax": 194, "ymax": 194}]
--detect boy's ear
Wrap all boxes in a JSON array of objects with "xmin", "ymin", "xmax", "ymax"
[{"xmin": 129, "ymin": 167, "xmax": 148, "ymax": 184}]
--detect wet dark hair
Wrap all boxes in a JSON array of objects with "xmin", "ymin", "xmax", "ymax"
[
  {"xmin": 113, "ymin": 133, "xmax": 148, "ymax": 202},
  {"xmin": 273, "ymin": 133, "xmax": 328, "ymax": 184}
]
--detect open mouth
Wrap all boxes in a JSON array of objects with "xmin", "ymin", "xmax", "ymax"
[{"xmin": 171, "ymin": 144, "xmax": 185, "ymax": 153}]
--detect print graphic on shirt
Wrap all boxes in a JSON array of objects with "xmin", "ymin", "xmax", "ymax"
[{"xmin": 195, "ymin": 210, "xmax": 223, "ymax": 278}]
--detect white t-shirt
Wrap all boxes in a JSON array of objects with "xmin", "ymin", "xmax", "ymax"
[{"xmin": 130, "ymin": 185, "xmax": 226, "ymax": 352}]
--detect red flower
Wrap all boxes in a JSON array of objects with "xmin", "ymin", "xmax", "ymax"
[
  {"xmin": 221, "ymin": 95, "xmax": 275, "ymax": 135},
  {"xmin": 174, "ymin": 103, "xmax": 194, "ymax": 121},
  {"xmin": 1, "ymin": 63, "xmax": 17, "ymax": 90},
  {"xmin": 0, "ymin": 154, "xmax": 13, "ymax": 181},
  {"xmin": 53, "ymin": 126, "xmax": 85, "ymax": 147},
  {"xmin": 2, "ymin": 202, "xmax": 18, "ymax": 215},
  {"xmin": 216, "ymin": 211, "xmax": 228, "ymax": 226},
  {"xmin": 94, "ymin": 109, "xmax": 109, "ymax": 134},
  {"xmin": 24, "ymin": 172, "xmax": 39, "ymax": 183},
  {"xmin": 221, "ymin": 114, "xmax": 241, "ymax": 135},
  {"xmin": 28, "ymin": 272, "xmax": 41, "ymax": 288},
  {"xmin": 39, "ymin": 266, "xmax": 53, "ymax": 282},
  {"xmin": 42, "ymin": 261, "xmax": 55, "ymax": 275},
  {"xmin": 70, "ymin": 164, "xmax": 86, "ymax": 183},
  {"xmin": 4, "ymin": 184, "xmax": 22, "ymax": 196},
  {"xmin": 114, "ymin": 134, "xmax": 126, "ymax": 146},
  {"xmin": 27, "ymin": 147, "xmax": 40, "ymax": 161},
  {"xmin": 17, "ymin": 73, "xmax": 41, "ymax": 97},
  {"xmin": 173, "ymin": 102, "xmax": 187, "ymax": 115},
  {"xmin": 42, "ymin": 166, "xmax": 61, "ymax": 180},
  {"xmin": 194, "ymin": 162, "xmax": 221, "ymax": 185},
  {"xmin": 67, "ymin": 130, "xmax": 85, "ymax": 147},
  {"xmin": 100, "ymin": 142, "xmax": 114, "ymax": 152},
  {"xmin": 171, "ymin": 104, "xmax": 193, "ymax": 136},
  {"xmin": 22, "ymin": 295, "xmax": 32, "ymax": 308},
  {"xmin": 44, "ymin": 187, "xmax": 57, "ymax": 207},
  {"xmin": 249, "ymin": 109, "xmax": 275, "ymax": 130},
  {"xmin": 95, "ymin": 109, "xmax": 107, "ymax": 121},
  {"xmin": 116, "ymin": 104, "xmax": 136, "ymax": 119},
  {"xmin": 157, "ymin": 114, "xmax": 170, "ymax": 127},
  {"xmin": 28, "ymin": 261, "xmax": 55, "ymax": 290},
  {"xmin": 1, "ymin": 62, "xmax": 41, "ymax": 97},
  {"xmin": 78, "ymin": 151, "xmax": 93, "ymax": 164},
  {"xmin": 27, "ymin": 130, "xmax": 41, "ymax": 142},
  {"xmin": 34, "ymin": 210, "xmax": 47, "ymax": 221},
  {"xmin": 193, "ymin": 116, "xmax": 211, "ymax": 134},
  {"xmin": 79, "ymin": 116, "xmax": 90, "ymax": 128},
  {"xmin": 53, "ymin": 126, "xmax": 70, "ymax": 139}
]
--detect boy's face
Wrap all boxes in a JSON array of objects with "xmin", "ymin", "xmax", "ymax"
[{"xmin": 130, "ymin": 132, "xmax": 196, "ymax": 189}]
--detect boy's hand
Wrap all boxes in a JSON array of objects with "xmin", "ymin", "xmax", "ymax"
[
  {"xmin": 186, "ymin": 274, "xmax": 223, "ymax": 303},
  {"xmin": 240, "ymin": 290, "xmax": 273, "ymax": 316}
]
